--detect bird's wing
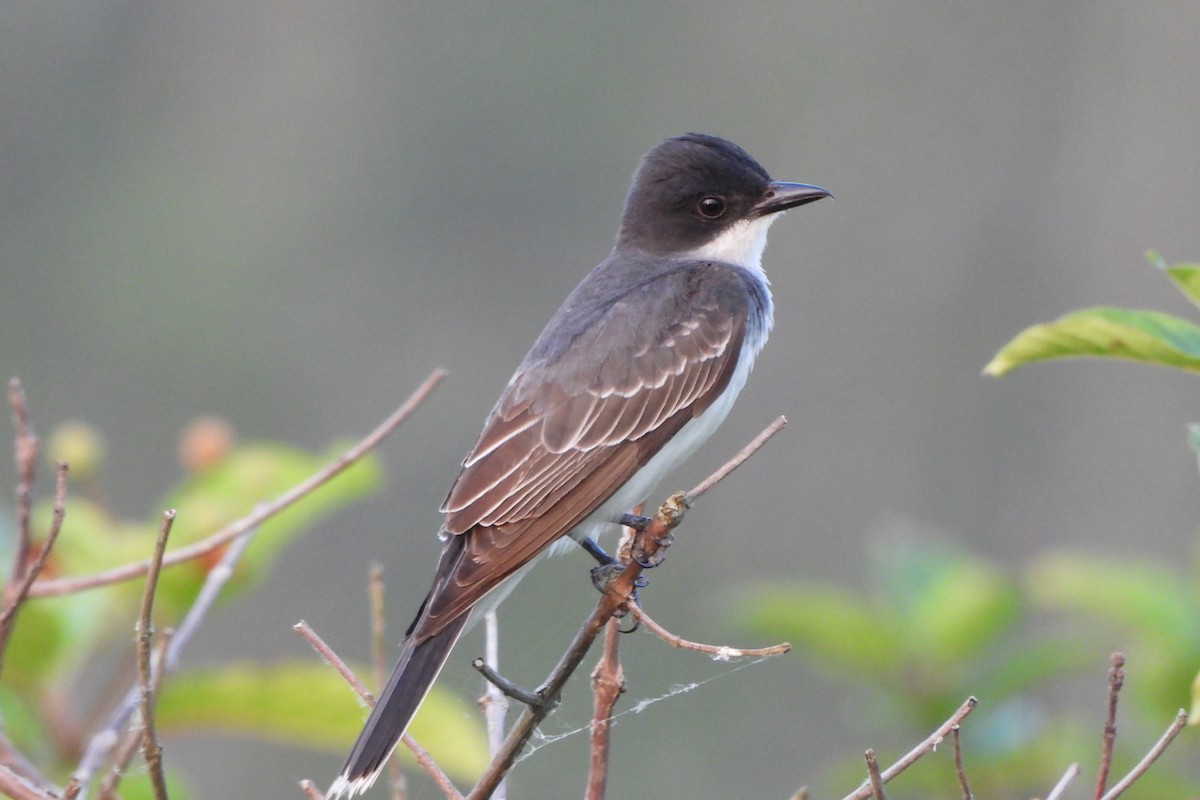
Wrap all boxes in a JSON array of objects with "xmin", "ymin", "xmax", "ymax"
[{"xmin": 410, "ymin": 263, "xmax": 761, "ymax": 641}]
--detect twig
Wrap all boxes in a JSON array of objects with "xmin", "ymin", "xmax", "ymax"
[
  {"xmin": 478, "ymin": 610, "xmax": 508, "ymax": 800},
  {"xmin": 0, "ymin": 462, "xmax": 68, "ymax": 676},
  {"xmin": 1044, "ymin": 763, "xmax": 1080, "ymax": 800},
  {"xmin": 72, "ymin": 523, "xmax": 258, "ymax": 790},
  {"xmin": 840, "ymin": 697, "xmax": 979, "ymax": 800},
  {"xmin": 369, "ymin": 565, "xmax": 407, "ymax": 800},
  {"xmin": 585, "ymin": 618, "xmax": 625, "ymax": 800},
  {"xmin": 97, "ymin": 632, "xmax": 172, "ymax": 800},
  {"xmin": 467, "ymin": 419, "xmax": 788, "ymax": 800},
  {"xmin": 685, "ymin": 415, "xmax": 786, "ymax": 502},
  {"xmin": 950, "ymin": 725, "xmax": 972, "ymax": 800},
  {"xmin": 136, "ymin": 511, "xmax": 175, "ymax": 800},
  {"xmin": 295, "ymin": 621, "xmax": 462, "ymax": 800},
  {"xmin": 7, "ymin": 379, "xmax": 38, "ymax": 596},
  {"xmin": 863, "ymin": 749, "xmax": 887, "ymax": 800},
  {"xmin": 0, "ymin": 729, "xmax": 52, "ymax": 790},
  {"xmin": 472, "ymin": 659, "xmax": 543, "ymax": 708},
  {"xmin": 295, "ymin": 620, "xmax": 374, "ymax": 705},
  {"xmin": 1095, "ymin": 652, "xmax": 1124, "ymax": 799},
  {"xmin": 1098, "ymin": 710, "xmax": 1188, "ymax": 800},
  {"xmin": 0, "ymin": 763, "xmax": 52, "ymax": 800},
  {"xmin": 299, "ymin": 778, "xmax": 325, "ymax": 800},
  {"xmin": 31, "ymin": 369, "xmax": 446, "ymax": 598},
  {"xmin": 628, "ymin": 602, "xmax": 790, "ymax": 658}
]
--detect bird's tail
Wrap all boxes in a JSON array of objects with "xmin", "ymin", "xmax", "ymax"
[{"xmin": 326, "ymin": 615, "xmax": 468, "ymax": 799}]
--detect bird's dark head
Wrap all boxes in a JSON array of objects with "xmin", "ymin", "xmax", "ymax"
[{"xmin": 616, "ymin": 133, "xmax": 830, "ymax": 265}]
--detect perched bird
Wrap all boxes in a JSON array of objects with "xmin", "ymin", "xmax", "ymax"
[{"xmin": 328, "ymin": 133, "xmax": 829, "ymax": 797}]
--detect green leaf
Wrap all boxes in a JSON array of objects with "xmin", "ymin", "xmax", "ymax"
[
  {"xmin": 1027, "ymin": 553, "xmax": 1200, "ymax": 650},
  {"xmin": 1151, "ymin": 249, "xmax": 1200, "ymax": 310},
  {"xmin": 156, "ymin": 661, "xmax": 488, "ymax": 780},
  {"xmin": 732, "ymin": 583, "xmax": 903, "ymax": 676},
  {"xmin": 905, "ymin": 560, "xmax": 1020, "ymax": 660},
  {"xmin": 984, "ymin": 307, "xmax": 1200, "ymax": 376}
]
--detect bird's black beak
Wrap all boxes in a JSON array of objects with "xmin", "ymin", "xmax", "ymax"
[{"xmin": 753, "ymin": 182, "xmax": 832, "ymax": 216}]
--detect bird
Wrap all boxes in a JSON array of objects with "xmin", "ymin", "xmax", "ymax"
[{"xmin": 327, "ymin": 133, "xmax": 830, "ymax": 798}]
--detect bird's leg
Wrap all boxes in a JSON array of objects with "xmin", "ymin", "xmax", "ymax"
[{"xmin": 578, "ymin": 536, "xmax": 617, "ymax": 566}]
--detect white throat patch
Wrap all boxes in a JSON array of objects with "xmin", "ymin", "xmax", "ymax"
[{"xmin": 684, "ymin": 213, "xmax": 779, "ymax": 280}]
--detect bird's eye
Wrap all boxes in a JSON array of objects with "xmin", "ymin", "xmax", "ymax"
[{"xmin": 697, "ymin": 196, "xmax": 726, "ymax": 219}]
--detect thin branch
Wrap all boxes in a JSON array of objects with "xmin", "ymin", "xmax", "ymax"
[
  {"xmin": 369, "ymin": 564, "xmax": 407, "ymax": 800},
  {"xmin": 31, "ymin": 369, "xmax": 446, "ymax": 598},
  {"xmin": 0, "ymin": 763, "xmax": 52, "ymax": 800},
  {"xmin": 0, "ymin": 729, "xmax": 53, "ymax": 790},
  {"xmin": 585, "ymin": 617, "xmax": 625, "ymax": 800},
  {"xmin": 7, "ymin": 378, "xmax": 38, "ymax": 594},
  {"xmin": 477, "ymin": 610, "xmax": 508, "ymax": 800},
  {"xmin": 295, "ymin": 621, "xmax": 461, "ymax": 800},
  {"xmin": 72, "ymin": 523, "xmax": 258, "ymax": 790},
  {"xmin": 840, "ymin": 697, "xmax": 979, "ymax": 800},
  {"xmin": 97, "ymin": 632, "xmax": 172, "ymax": 800},
  {"xmin": 863, "ymin": 749, "xmax": 887, "ymax": 800},
  {"xmin": 472, "ymin": 659, "xmax": 543, "ymax": 708},
  {"xmin": 950, "ymin": 725, "xmax": 972, "ymax": 800},
  {"xmin": 468, "ymin": 419, "xmax": 788, "ymax": 800},
  {"xmin": 1098, "ymin": 710, "xmax": 1188, "ymax": 800},
  {"xmin": 1044, "ymin": 763, "xmax": 1080, "ymax": 800},
  {"xmin": 294, "ymin": 620, "xmax": 374, "ymax": 705},
  {"xmin": 685, "ymin": 415, "xmax": 786, "ymax": 502},
  {"xmin": 628, "ymin": 602, "xmax": 790, "ymax": 658},
  {"xmin": 136, "ymin": 511, "xmax": 175, "ymax": 800},
  {"xmin": 1095, "ymin": 652, "xmax": 1125, "ymax": 799},
  {"xmin": 0, "ymin": 462, "xmax": 68, "ymax": 675}
]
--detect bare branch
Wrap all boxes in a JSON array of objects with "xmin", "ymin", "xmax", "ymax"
[
  {"xmin": 368, "ymin": 565, "xmax": 407, "ymax": 800},
  {"xmin": 628, "ymin": 602, "xmax": 790, "ymax": 658},
  {"xmin": 31, "ymin": 369, "xmax": 446, "ymax": 598},
  {"xmin": 477, "ymin": 611, "xmax": 508, "ymax": 800},
  {"xmin": 295, "ymin": 620, "xmax": 461, "ymax": 800},
  {"xmin": 685, "ymin": 415, "xmax": 786, "ymax": 502},
  {"xmin": 7, "ymin": 379, "xmax": 38, "ymax": 592},
  {"xmin": 1098, "ymin": 710, "xmax": 1188, "ymax": 800},
  {"xmin": 294, "ymin": 620, "xmax": 374, "ymax": 705},
  {"xmin": 0, "ymin": 461, "xmax": 68, "ymax": 675},
  {"xmin": 863, "ymin": 749, "xmax": 887, "ymax": 800},
  {"xmin": 468, "ymin": 420, "xmax": 788, "ymax": 799},
  {"xmin": 840, "ymin": 697, "xmax": 979, "ymax": 800},
  {"xmin": 1043, "ymin": 763, "xmax": 1080, "ymax": 800},
  {"xmin": 585, "ymin": 618, "xmax": 625, "ymax": 800},
  {"xmin": 136, "ymin": 511, "xmax": 175, "ymax": 800},
  {"xmin": 0, "ymin": 763, "xmax": 52, "ymax": 800},
  {"xmin": 950, "ymin": 725, "xmax": 972, "ymax": 800},
  {"xmin": 73, "ymin": 523, "xmax": 257, "ymax": 789},
  {"xmin": 1095, "ymin": 652, "xmax": 1125, "ymax": 799}
]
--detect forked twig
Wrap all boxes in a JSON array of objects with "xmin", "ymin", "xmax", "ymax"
[
  {"xmin": 477, "ymin": 610, "xmax": 508, "ymax": 800},
  {"xmin": 628, "ymin": 601, "xmax": 790, "ymax": 658},
  {"xmin": 950, "ymin": 725, "xmax": 972, "ymax": 800},
  {"xmin": 863, "ymin": 749, "xmax": 887, "ymax": 800},
  {"xmin": 840, "ymin": 697, "xmax": 978, "ymax": 800},
  {"xmin": 31, "ymin": 369, "xmax": 446, "ymax": 598},
  {"xmin": 466, "ymin": 417, "xmax": 790, "ymax": 800},
  {"xmin": 1095, "ymin": 652, "xmax": 1124, "ymax": 799},
  {"xmin": 136, "ymin": 512, "xmax": 176, "ymax": 800},
  {"xmin": 585, "ymin": 618, "xmax": 624, "ymax": 800}
]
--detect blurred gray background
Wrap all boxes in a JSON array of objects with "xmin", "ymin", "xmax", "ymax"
[{"xmin": 3, "ymin": 2, "xmax": 1200, "ymax": 798}]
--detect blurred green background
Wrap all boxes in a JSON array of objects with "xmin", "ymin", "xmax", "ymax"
[{"xmin": 2, "ymin": 2, "xmax": 1200, "ymax": 798}]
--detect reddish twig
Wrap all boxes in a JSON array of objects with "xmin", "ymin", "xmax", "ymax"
[
  {"xmin": 627, "ymin": 602, "xmax": 790, "ymax": 658},
  {"xmin": 136, "ymin": 511, "xmax": 175, "ymax": 800},
  {"xmin": 30, "ymin": 369, "xmax": 446, "ymax": 598},
  {"xmin": 97, "ymin": 631, "xmax": 173, "ymax": 800},
  {"xmin": 1095, "ymin": 652, "xmax": 1125, "ymax": 799},
  {"xmin": 295, "ymin": 621, "xmax": 461, "ymax": 800},
  {"xmin": 585, "ymin": 618, "xmax": 625, "ymax": 800},
  {"xmin": 368, "ymin": 565, "xmax": 407, "ymax": 800},
  {"xmin": 0, "ymin": 764, "xmax": 52, "ymax": 800},
  {"xmin": 950, "ymin": 725, "xmax": 972, "ymax": 800},
  {"xmin": 7, "ymin": 379, "xmax": 37, "ymax": 594},
  {"xmin": 1044, "ymin": 763, "xmax": 1080, "ymax": 800},
  {"xmin": 294, "ymin": 620, "xmax": 374, "ymax": 705},
  {"xmin": 0, "ymin": 461, "xmax": 68, "ymax": 676},
  {"xmin": 1098, "ymin": 710, "xmax": 1188, "ymax": 800},
  {"xmin": 863, "ymin": 749, "xmax": 887, "ymax": 800},
  {"xmin": 841, "ymin": 697, "xmax": 978, "ymax": 800},
  {"xmin": 467, "ymin": 417, "xmax": 789, "ymax": 800}
]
